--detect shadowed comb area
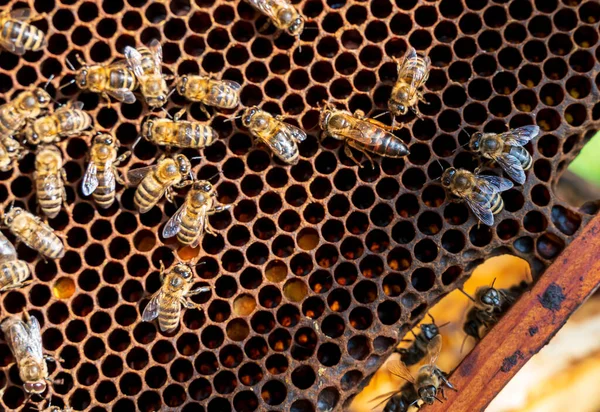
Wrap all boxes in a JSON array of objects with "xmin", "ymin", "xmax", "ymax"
[{"xmin": 0, "ymin": 0, "xmax": 598, "ymax": 411}]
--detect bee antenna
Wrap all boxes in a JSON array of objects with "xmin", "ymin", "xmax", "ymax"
[
  {"xmin": 224, "ymin": 115, "xmax": 242, "ymax": 123},
  {"xmin": 65, "ymin": 56, "xmax": 76, "ymax": 71},
  {"xmin": 434, "ymin": 396, "xmax": 444, "ymax": 403},
  {"xmin": 427, "ymin": 313, "xmax": 436, "ymax": 323},
  {"xmin": 44, "ymin": 74, "xmax": 55, "ymax": 90},
  {"xmin": 190, "ymin": 156, "xmax": 203, "ymax": 161},
  {"xmin": 166, "ymin": 87, "xmax": 177, "ymax": 100},
  {"xmin": 195, "ymin": 261, "xmax": 207, "ymax": 267},
  {"xmin": 58, "ymin": 78, "xmax": 76, "ymax": 90},
  {"xmin": 437, "ymin": 321, "xmax": 450, "ymax": 329},
  {"xmin": 490, "ymin": 278, "xmax": 497, "ymax": 288},
  {"xmin": 207, "ymin": 171, "xmax": 222, "ymax": 182},
  {"xmin": 409, "ymin": 399, "xmax": 420, "ymax": 407},
  {"xmin": 458, "ymin": 288, "xmax": 477, "ymax": 303},
  {"xmin": 131, "ymin": 136, "xmax": 142, "ymax": 151},
  {"xmin": 161, "ymin": 107, "xmax": 173, "ymax": 119},
  {"xmin": 372, "ymin": 111, "xmax": 389, "ymax": 119}
]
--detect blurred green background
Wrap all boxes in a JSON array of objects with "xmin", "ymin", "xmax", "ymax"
[{"xmin": 569, "ymin": 132, "xmax": 600, "ymax": 185}]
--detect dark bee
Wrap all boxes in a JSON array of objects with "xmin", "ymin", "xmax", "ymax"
[{"xmin": 395, "ymin": 314, "xmax": 447, "ymax": 366}]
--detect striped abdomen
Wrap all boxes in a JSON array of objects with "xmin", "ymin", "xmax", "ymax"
[
  {"xmin": 356, "ymin": 124, "xmax": 410, "ymax": 158},
  {"xmin": 0, "ymin": 260, "xmax": 29, "ymax": 290},
  {"xmin": 177, "ymin": 205, "xmax": 205, "ymax": 245},
  {"xmin": 57, "ymin": 110, "xmax": 92, "ymax": 135},
  {"xmin": 36, "ymin": 174, "xmax": 63, "ymax": 218},
  {"xmin": 138, "ymin": 47, "xmax": 158, "ymax": 75},
  {"xmin": 401, "ymin": 56, "xmax": 429, "ymax": 84},
  {"xmin": 134, "ymin": 172, "xmax": 168, "ymax": 213},
  {"xmin": 157, "ymin": 295, "xmax": 182, "ymax": 332},
  {"xmin": 92, "ymin": 168, "xmax": 115, "ymax": 209},
  {"xmin": 205, "ymin": 81, "xmax": 239, "ymax": 108},
  {"xmin": 2, "ymin": 20, "xmax": 45, "ymax": 53},
  {"xmin": 108, "ymin": 65, "xmax": 137, "ymax": 91},
  {"xmin": 488, "ymin": 191, "xmax": 504, "ymax": 216},
  {"xmin": 176, "ymin": 122, "xmax": 217, "ymax": 148},
  {"xmin": 0, "ymin": 103, "xmax": 24, "ymax": 135},
  {"xmin": 507, "ymin": 146, "xmax": 532, "ymax": 170},
  {"xmin": 15, "ymin": 222, "xmax": 65, "ymax": 259}
]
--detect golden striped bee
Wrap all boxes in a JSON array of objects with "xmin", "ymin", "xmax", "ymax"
[
  {"xmin": 0, "ymin": 136, "xmax": 27, "ymax": 172},
  {"xmin": 124, "ymin": 40, "xmax": 169, "ymax": 108},
  {"xmin": 381, "ymin": 336, "xmax": 457, "ymax": 407},
  {"xmin": 0, "ymin": 87, "xmax": 51, "ymax": 137},
  {"xmin": 441, "ymin": 168, "xmax": 513, "ymax": 226},
  {"xmin": 142, "ymin": 261, "xmax": 210, "ymax": 333},
  {"xmin": 24, "ymin": 101, "xmax": 93, "ymax": 145},
  {"xmin": 163, "ymin": 180, "xmax": 231, "ymax": 246},
  {"xmin": 175, "ymin": 75, "xmax": 241, "ymax": 111},
  {"xmin": 66, "ymin": 53, "xmax": 137, "ymax": 104},
  {"xmin": 127, "ymin": 154, "xmax": 194, "ymax": 214},
  {"xmin": 389, "ymin": 47, "xmax": 430, "ymax": 118},
  {"xmin": 3, "ymin": 207, "xmax": 65, "ymax": 259},
  {"xmin": 469, "ymin": 125, "xmax": 540, "ymax": 185},
  {"xmin": 34, "ymin": 145, "xmax": 66, "ymax": 219},
  {"xmin": 1, "ymin": 313, "xmax": 56, "ymax": 396},
  {"xmin": 244, "ymin": 0, "xmax": 304, "ymax": 37},
  {"xmin": 242, "ymin": 106, "xmax": 306, "ymax": 165},
  {"xmin": 0, "ymin": 8, "xmax": 46, "ymax": 56},
  {"xmin": 141, "ymin": 110, "xmax": 218, "ymax": 150},
  {"xmin": 81, "ymin": 133, "xmax": 130, "ymax": 209},
  {"xmin": 0, "ymin": 231, "xmax": 31, "ymax": 292},
  {"xmin": 319, "ymin": 102, "xmax": 410, "ymax": 166}
]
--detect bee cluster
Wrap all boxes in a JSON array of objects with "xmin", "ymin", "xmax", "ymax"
[{"xmin": 0, "ymin": 0, "xmax": 597, "ymax": 411}]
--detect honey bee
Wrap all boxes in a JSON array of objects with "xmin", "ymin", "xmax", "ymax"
[
  {"xmin": 375, "ymin": 336, "xmax": 457, "ymax": 408},
  {"xmin": 244, "ymin": 0, "xmax": 304, "ymax": 37},
  {"xmin": 0, "ymin": 136, "xmax": 27, "ymax": 171},
  {"xmin": 0, "ymin": 87, "xmax": 51, "ymax": 138},
  {"xmin": 3, "ymin": 207, "xmax": 65, "ymax": 259},
  {"xmin": 24, "ymin": 101, "xmax": 93, "ymax": 145},
  {"xmin": 124, "ymin": 40, "xmax": 169, "ymax": 108},
  {"xmin": 34, "ymin": 145, "xmax": 66, "ymax": 219},
  {"xmin": 388, "ymin": 47, "xmax": 430, "ymax": 118},
  {"xmin": 374, "ymin": 383, "xmax": 418, "ymax": 412},
  {"xmin": 0, "ymin": 8, "xmax": 46, "ymax": 56},
  {"xmin": 0, "ymin": 231, "xmax": 31, "ymax": 292},
  {"xmin": 241, "ymin": 106, "xmax": 306, "ymax": 165},
  {"xmin": 441, "ymin": 168, "xmax": 513, "ymax": 226},
  {"xmin": 469, "ymin": 125, "xmax": 540, "ymax": 185},
  {"xmin": 395, "ymin": 314, "xmax": 447, "ymax": 366},
  {"xmin": 81, "ymin": 133, "xmax": 131, "ymax": 209},
  {"xmin": 142, "ymin": 261, "xmax": 211, "ymax": 333},
  {"xmin": 1, "ymin": 313, "xmax": 56, "ymax": 397},
  {"xmin": 175, "ymin": 75, "xmax": 241, "ymax": 111},
  {"xmin": 163, "ymin": 180, "xmax": 231, "ymax": 246},
  {"xmin": 127, "ymin": 154, "xmax": 194, "ymax": 214},
  {"xmin": 141, "ymin": 110, "xmax": 218, "ymax": 150},
  {"xmin": 67, "ymin": 53, "xmax": 137, "ymax": 104},
  {"xmin": 319, "ymin": 102, "xmax": 410, "ymax": 166}
]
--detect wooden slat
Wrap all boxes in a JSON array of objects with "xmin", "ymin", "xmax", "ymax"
[{"xmin": 423, "ymin": 213, "xmax": 600, "ymax": 412}]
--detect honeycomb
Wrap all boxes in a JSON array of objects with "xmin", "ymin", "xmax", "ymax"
[{"xmin": 0, "ymin": 0, "xmax": 598, "ymax": 411}]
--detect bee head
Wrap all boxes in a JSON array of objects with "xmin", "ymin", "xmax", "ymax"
[
  {"xmin": 193, "ymin": 180, "xmax": 214, "ymax": 194},
  {"xmin": 419, "ymin": 385, "xmax": 437, "ymax": 405},
  {"xmin": 421, "ymin": 323, "xmax": 439, "ymax": 340},
  {"xmin": 441, "ymin": 167, "xmax": 456, "ymax": 187},
  {"xmin": 94, "ymin": 133, "xmax": 114, "ymax": 147},
  {"xmin": 24, "ymin": 380, "xmax": 47, "ymax": 395},
  {"xmin": 481, "ymin": 287, "xmax": 501, "ymax": 307},
  {"xmin": 176, "ymin": 76, "xmax": 189, "ymax": 94},
  {"xmin": 144, "ymin": 79, "xmax": 168, "ymax": 107},
  {"xmin": 26, "ymin": 88, "xmax": 51, "ymax": 109},
  {"xmin": 287, "ymin": 16, "xmax": 304, "ymax": 36},
  {"xmin": 389, "ymin": 99, "xmax": 407, "ymax": 116},
  {"xmin": 242, "ymin": 107, "xmax": 259, "ymax": 127},
  {"xmin": 172, "ymin": 263, "xmax": 193, "ymax": 280},
  {"xmin": 469, "ymin": 132, "xmax": 484, "ymax": 152},
  {"xmin": 175, "ymin": 155, "xmax": 192, "ymax": 175},
  {"xmin": 318, "ymin": 106, "xmax": 332, "ymax": 130},
  {"xmin": 3, "ymin": 206, "xmax": 22, "ymax": 226},
  {"xmin": 142, "ymin": 119, "xmax": 153, "ymax": 140},
  {"xmin": 76, "ymin": 68, "xmax": 88, "ymax": 88}
]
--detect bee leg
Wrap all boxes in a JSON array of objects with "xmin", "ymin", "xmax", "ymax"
[
  {"xmin": 346, "ymin": 140, "xmax": 375, "ymax": 169},
  {"xmin": 187, "ymin": 286, "xmax": 210, "ymax": 296},
  {"xmin": 113, "ymin": 167, "xmax": 126, "ymax": 186},
  {"xmin": 199, "ymin": 104, "xmax": 211, "ymax": 119},
  {"xmin": 181, "ymin": 298, "xmax": 202, "ymax": 310},
  {"xmin": 353, "ymin": 109, "xmax": 366, "ymax": 120},
  {"xmin": 343, "ymin": 144, "xmax": 363, "ymax": 168},
  {"xmin": 173, "ymin": 108, "xmax": 187, "ymax": 122}
]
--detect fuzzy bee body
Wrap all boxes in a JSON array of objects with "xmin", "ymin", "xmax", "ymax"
[
  {"xmin": 25, "ymin": 102, "xmax": 92, "ymax": 145},
  {"xmin": 389, "ymin": 47, "xmax": 430, "ymax": 118},
  {"xmin": 142, "ymin": 263, "xmax": 210, "ymax": 333},
  {"xmin": 124, "ymin": 40, "xmax": 168, "ymax": 107},
  {"xmin": 1, "ymin": 313, "xmax": 50, "ymax": 395},
  {"xmin": 175, "ymin": 75, "xmax": 241, "ymax": 109},
  {"xmin": 4, "ymin": 207, "xmax": 64, "ymax": 259},
  {"xmin": 0, "ymin": 8, "xmax": 46, "ymax": 55},
  {"xmin": 0, "ymin": 231, "xmax": 30, "ymax": 292},
  {"xmin": 74, "ymin": 57, "xmax": 138, "ymax": 104},
  {"xmin": 128, "ymin": 155, "xmax": 193, "ymax": 214},
  {"xmin": 35, "ymin": 145, "xmax": 66, "ymax": 219},
  {"xmin": 470, "ymin": 125, "xmax": 540, "ymax": 184},
  {"xmin": 0, "ymin": 88, "xmax": 51, "ymax": 137},
  {"xmin": 244, "ymin": 0, "xmax": 304, "ymax": 36},
  {"xmin": 0, "ymin": 136, "xmax": 26, "ymax": 171},
  {"xmin": 142, "ymin": 117, "xmax": 218, "ymax": 149}
]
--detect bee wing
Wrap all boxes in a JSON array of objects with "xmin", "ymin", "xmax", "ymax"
[
  {"xmin": 66, "ymin": 101, "xmax": 84, "ymax": 111},
  {"xmin": 43, "ymin": 174, "xmax": 59, "ymax": 192},
  {"xmin": 203, "ymin": 81, "xmax": 241, "ymax": 107},
  {"xmin": 369, "ymin": 390, "xmax": 404, "ymax": 409},
  {"xmin": 398, "ymin": 47, "xmax": 430, "ymax": 96},
  {"xmin": 0, "ymin": 36, "xmax": 23, "ymax": 55},
  {"xmin": 245, "ymin": 0, "xmax": 276, "ymax": 19},
  {"xmin": 9, "ymin": 8, "xmax": 32, "ymax": 21},
  {"xmin": 81, "ymin": 161, "xmax": 99, "ymax": 196},
  {"xmin": 493, "ymin": 153, "xmax": 526, "ymax": 185},
  {"xmin": 500, "ymin": 125, "xmax": 540, "ymax": 146},
  {"xmin": 477, "ymin": 175, "xmax": 514, "ymax": 194},
  {"xmin": 162, "ymin": 203, "xmax": 187, "ymax": 238},
  {"xmin": 7, "ymin": 316, "xmax": 43, "ymax": 362},
  {"xmin": 190, "ymin": 210, "xmax": 208, "ymax": 248},
  {"xmin": 142, "ymin": 291, "xmax": 162, "ymax": 322},
  {"xmin": 148, "ymin": 39, "xmax": 163, "ymax": 74},
  {"xmin": 281, "ymin": 121, "xmax": 307, "ymax": 142},
  {"xmin": 124, "ymin": 46, "xmax": 145, "ymax": 79},
  {"xmin": 126, "ymin": 165, "xmax": 157, "ymax": 186},
  {"xmin": 103, "ymin": 164, "xmax": 116, "ymax": 193},
  {"xmin": 387, "ymin": 361, "xmax": 416, "ymax": 384},
  {"xmin": 464, "ymin": 192, "xmax": 495, "ymax": 226},
  {"xmin": 0, "ymin": 232, "xmax": 17, "ymax": 263},
  {"xmin": 222, "ymin": 80, "xmax": 242, "ymax": 91},
  {"xmin": 106, "ymin": 88, "xmax": 136, "ymax": 104},
  {"xmin": 426, "ymin": 334, "xmax": 442, "ymax": 367}
]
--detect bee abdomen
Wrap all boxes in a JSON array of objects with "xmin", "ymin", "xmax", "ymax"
[
  {"xmin": 135, "ymin": 176, "xmax": 161, "ymax": 213},
  {"xmin": 37, "ymin": 178, "xmax": 63, "ymax": 219},
  {"xmin": 4, "ymin": 20, "xmax": 45, "ymax": 52},
  {"xmin": 109, "ymin": 66, "xmax": 138, "ymax": 91},
  {"xmin": 93, "ymin": 184, "xmax": 116, "ymax": 209},
  {"xmin": 379, "ymin": 133, "xmax": 410, "ymax": 158},
  {"xmin": 0, "ymin": 261, "xmax": 30, "ymax": 288},
  {"xmin": 489, "ymin": 193, "xmax": 504, "ymax": 215},
  {"xmin": 210, "ymin": 85, "xmax": 239, "ymax": 108},
  {"xmin": 38, "ymin": 233, "xmax": 65, "ymax": 259},
  {"xmin": 508, "ymin": 146, "xmax": 532, "ymax": 170},
  {"xmin": 58, "ymin": 110, "xmax": 92, "ymax": 134},
  {"xmin": 157, "ymin": 303, "xmax": 181, "ymax": 332}
]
